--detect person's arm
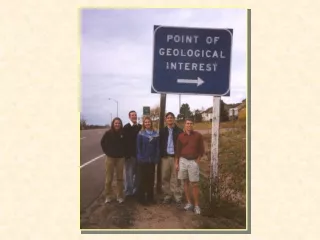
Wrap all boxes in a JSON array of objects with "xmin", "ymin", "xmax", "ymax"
[
  {"xmin": 122, "ymin": 126, "xmax": 129, "ymax": 158},
  {"xmin": 159, "ymin": 128, "xmax": 163, "ymax": 158},
  {"xmin": 100, "ymin": 131, "xmax": 109, "ymax": 155},
  {"xmin": 196, "ymin": 134, "xmax": 205, "ymax": 164},
  {"xmin": 136, "ymin": 133, "xmax": 142, "ymax": 161},
  {"xmin": 175, "ymin": 134, "xmax": 182, "ymax": 171},
  {"xmin": 173, "ymin": 126, "xmax": 182, "ymax": 143},
  {"xmin": 173, "ymin": 126, "xmax": 183, "ymax": 154},
  {"xmin": 155, "ymin": 135, "xmax": 160, "ymax": 164}
]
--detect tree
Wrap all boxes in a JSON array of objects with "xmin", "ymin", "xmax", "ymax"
[
  {"xmin": 150, "ymin": 105, "xmax": 160, "ymax": 121},
  {"xmin": 179, "ymin": 103, "xmax": 192, "ymax": 121},
  {"xmin": 177, "ymin": 113, "xmax": 184, "ymax": 121},
  {"xmin": 194, "ymin": 109, "xmax": 203, "ymax": 123},
  {"xmin": 220, "ymin": 99, "xmax": 229, "ymax": 122},
  {"xmin": 80, "ymin": 117, "xmax": 87, "ymax": 130}
]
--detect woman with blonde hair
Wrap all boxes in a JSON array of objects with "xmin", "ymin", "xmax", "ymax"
[{"xmin": 136, "ymin": 116, "xmax": 160, "ymax": 205}]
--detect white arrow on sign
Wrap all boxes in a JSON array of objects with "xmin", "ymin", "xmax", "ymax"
[{"xmin": 177, "ymin": 77, "xmax": 205, "ymax": 87}]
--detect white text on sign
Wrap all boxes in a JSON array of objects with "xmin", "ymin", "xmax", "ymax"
[
  {"xmin": 166, "ymin": 35, "xmax": 220, "ymax": 45},
  {"xmin": 159, "ymin": 34, "xmax": 227, "ymax": 72}
]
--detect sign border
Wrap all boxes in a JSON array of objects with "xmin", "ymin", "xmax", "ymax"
[{"xmin": 151, "ymin": 25, "xmax": 233, "ymax": 96}]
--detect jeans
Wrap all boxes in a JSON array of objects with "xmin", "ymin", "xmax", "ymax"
[{"xmin": 124, "ymin": 156, "xmax": 137, "ymax": 196}]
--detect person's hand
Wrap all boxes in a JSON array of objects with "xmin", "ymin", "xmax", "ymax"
[
  {"xmin": 175, "ymin": 162, "xmax": 179, "ymax": 172},
  {"xmin": 195, "ymin": 159, "xmax": 201, "ymax": 166}
]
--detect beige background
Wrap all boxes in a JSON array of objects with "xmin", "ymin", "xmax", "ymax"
[{"xmin": 1, "ymin": 0, "xmax": 319, "ymax": 239}]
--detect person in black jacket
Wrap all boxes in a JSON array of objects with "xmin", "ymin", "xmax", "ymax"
[
  {"xmin": 122, "ymin": 110, "xmax": 142, "ymax": 199},
  {"xmin": 100, "ymin": 117, "xmax": 125, "ymax": 204},
  {"xmin": 159, "ymin": 112, "xmax": 183, "ymax": 204}
]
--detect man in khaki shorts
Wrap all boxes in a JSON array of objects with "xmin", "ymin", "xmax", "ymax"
[{"xmin": 175, "ymin": 118, "xmax": 205, "ymax": 215}]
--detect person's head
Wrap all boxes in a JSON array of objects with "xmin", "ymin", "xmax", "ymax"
[
  {"xmin": 184, "ymin": 118, "xmax": 194, "ymax": 132},
  {"xmin": 111, "ymin": 117, "xmax": 123, "ymax": 132},
  {"xmin": 128, "ymin": 110, "xmax": 137, "ymax": 124},
  {"xmin": 165, "ymin": 112, "xmax": 175, "ymax": 127},
  {"xmin": 142, "ymin": 116, "xmax": 153, "ymax": 131}
]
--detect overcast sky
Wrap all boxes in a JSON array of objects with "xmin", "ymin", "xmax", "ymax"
[{"xmin": 81, "ymin": 8, "xmax": 247, "ymax": 125}]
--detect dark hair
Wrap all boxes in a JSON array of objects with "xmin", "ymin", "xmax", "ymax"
[
  {"xmin": 185, "ymin": 118, "xmax": 194, "ymax": 123},
  {"xmin": 128, "ymin": 110, "xmax": 136, "ymax": 117},
  {"xmin": 165, "ymin": 112, "xmax": 175, "ymax": 118},
  {"xmin": 111, "ymin": 117, "xmax": 123, "ymax": 132}
]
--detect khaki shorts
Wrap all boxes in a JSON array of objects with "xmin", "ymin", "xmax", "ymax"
[{"xmin": 177, "ymin": 157, "xmax": 200, "ymax": 182}]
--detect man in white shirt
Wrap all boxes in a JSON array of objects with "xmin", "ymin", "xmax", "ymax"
[
  {"xmin": 159, "ymin": 112, "xmax": 183, "ymax": 204},
  {"xmin": 123, "ymin": 111, "xmax": 142, "ymax": 199}
]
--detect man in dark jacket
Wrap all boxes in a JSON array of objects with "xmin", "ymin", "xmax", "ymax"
[
  {"xmin": 123, "ymin": 110, "xmax": 142, "ymax": 199},
  {"xmin": 159, "ymin": 112, "xmax": 183, "ymax": 204}
]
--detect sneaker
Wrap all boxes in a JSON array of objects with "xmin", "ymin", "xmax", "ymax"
[
  {"xmin": 194, "ymin": 206, "xmax": 201, "ymax": 215},
  {"xmin": 117, "ymin": 198, "xmax": 124, "ymax": 204},
  {"xmin": 105, "ymin": 198, "xmax": 112, "ymax": 203},
  {"xmin": 184, "ymin": 203, "xmax": 194, "ymax": 211}
]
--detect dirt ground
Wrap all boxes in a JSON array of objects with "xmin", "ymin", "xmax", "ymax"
[
  {"xmin": 80, "ymin": 127, "xmax": 246, "ymax": 230},
  {"xmin": 80, "ymin": 188, "xmax": 245, "ymax": 230},
  {"xmin": 80, "ymin": 160, "xmax": 246, "ymax": 231}
]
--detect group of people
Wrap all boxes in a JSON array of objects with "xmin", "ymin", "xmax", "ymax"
[{"xmin": 100, "ymin": 110, "xmax": 205, "ymax": 215}]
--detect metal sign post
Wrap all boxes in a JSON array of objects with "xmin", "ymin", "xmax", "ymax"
[{"xmin": 210, "ymin": 96, "xmax": 221, "ymax": 202}]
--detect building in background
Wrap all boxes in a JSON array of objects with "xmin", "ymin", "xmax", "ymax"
[
  {"xmin": 201, "ymin": 108, "xmax": 213, "ymax": 122},
  {"xmin": 228, "ymin": 108, "xmax": 239, "ymax": 121}
]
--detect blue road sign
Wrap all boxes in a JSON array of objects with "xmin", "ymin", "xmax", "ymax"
[{"xmin": 152, "ymin": 25, "xmax": 233, "ymax": 96}]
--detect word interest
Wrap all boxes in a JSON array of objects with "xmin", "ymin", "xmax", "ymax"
[{"xmin": 165, "ymin": 62, "xmax": 218, "ymax": 72}]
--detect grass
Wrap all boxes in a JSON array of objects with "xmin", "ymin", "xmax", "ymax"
[
  {"xmin": 202, "ymin": 122, "xmax": 246, "ymax": 200},
  {"xmin": 193, "ymin": 122, "xmax": 213, "ymax": 130},
  {"xmin": 198, "ymin": 120, "xmax": 247, "ymax": 228},
  {"xmin": 238, "ymin": 107, "xmax": 246, "ymax": 121},
  {"xmin": 189, "ymin": 119, "xmax": 246, "ymax": 131},
  {"xmin": 193, "ymin": 121, "xmax": 239, "ymax": 130},
  {"xmin": 151, "ymin": 110, "xmax": 247, "ymax": 131},
  {"xmin": 152, "ymin": 121, "xmax": 210, "ymax": 130}
]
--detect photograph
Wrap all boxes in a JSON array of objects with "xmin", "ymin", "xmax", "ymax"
[{"xmin": 80, "ymin": 8, "xmax": 249, "ymax": 232}]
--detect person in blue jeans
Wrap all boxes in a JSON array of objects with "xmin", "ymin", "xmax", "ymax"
[
  {"xmin": 136, "ymin": 116, "xmax": 160, "ymax": 205},
  {"xmin": 123, "ymin": 110, "xmax": 142, "ymax": 199}
]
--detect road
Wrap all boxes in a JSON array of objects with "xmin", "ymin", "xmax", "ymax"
[{"xmin": 80, "ymin": 128, "xmax": 108, "ymax": 212}]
